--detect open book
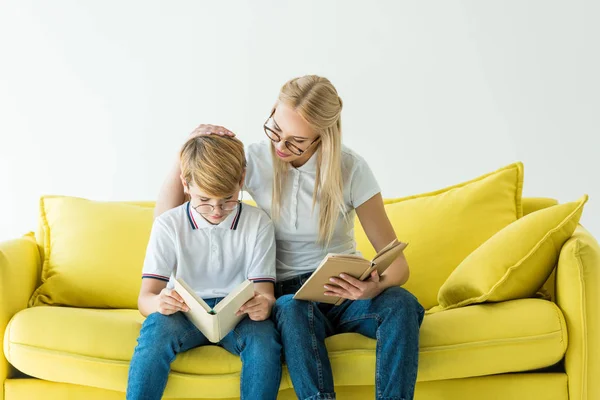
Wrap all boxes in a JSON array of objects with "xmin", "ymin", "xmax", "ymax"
[
  {"xmin": 293, "ymin": 239, "xmax": 408, "ymax": 306},
  {"xmin": 173, "ymin": 278, "xmax": 255, "ymax": 343}
]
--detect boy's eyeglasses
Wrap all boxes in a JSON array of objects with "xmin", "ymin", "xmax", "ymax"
[
  {"xmin": 264, "ymin": 109, "xmax": 320, "ymax": 156},
  {"xmin": 192, "ymin": 192, "xmax": 242, "ymax": 215}
]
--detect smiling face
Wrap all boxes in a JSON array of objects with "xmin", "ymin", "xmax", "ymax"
[{"xmin": 264, "ymin": 103, "xmax": 321, "ymax": 167}]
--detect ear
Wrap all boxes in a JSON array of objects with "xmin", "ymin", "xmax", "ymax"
[{"xmin": 180, "ymin": 174, "xmax": 189, "ymax": 194}]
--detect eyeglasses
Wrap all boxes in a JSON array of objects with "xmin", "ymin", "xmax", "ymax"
[
  {"xmin": 264, "ymin": 109, "xmax": 320, "ymax": 156},
  {"xmin": 192, "ymin": 192, "xmax": 242, "ymax": 215}
]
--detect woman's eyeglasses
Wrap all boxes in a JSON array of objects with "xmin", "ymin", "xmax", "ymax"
[{"xmin": 264, "ymin": 109, "xmax": 320, "ymax": 156}]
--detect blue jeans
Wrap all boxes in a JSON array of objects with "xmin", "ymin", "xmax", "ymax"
[
  {"xmin": 274, "ymin": 273, "xmax": 424, "ymax": 400},
  {"xmin": 127, "ymin": 298, "xmax": 282, "ymax": 400}
]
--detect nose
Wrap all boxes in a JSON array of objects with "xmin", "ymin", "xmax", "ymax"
[{"xmin": 276, "ymin": 140, "xmax": 288, "ymax": 153}]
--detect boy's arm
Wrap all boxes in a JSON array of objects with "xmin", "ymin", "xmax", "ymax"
[
  {"xmin": 237, "ymin": 282, "xmax": 275, "ymax": 321},
  {"xmin": 138, "ymin": 279, "xmax": 188, "ymax": 317},
  {"xmin": 238, "ymin": 219, "xmax": 277, "ymax": 321},
  {"xmin": 254, "ymin": 282, "xmax": 276, "ymax": 304},
  {"xmin": 139, "ymin": 217, "xmax": 182, "ymax": 316}
]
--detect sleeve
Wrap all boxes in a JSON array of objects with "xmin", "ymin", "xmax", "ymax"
[
  {"xmin": 350, "ymin": 155, "xmax": 382, "ymax": 208},
  {"xmin": 141, "ymin": 218, "xmax": 177, "ymax": 282},
  {"xmin": 246, "ymin": 219, "xmax": 276, "ymax": 283}
]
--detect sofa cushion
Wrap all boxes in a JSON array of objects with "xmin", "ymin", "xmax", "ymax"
[
  {"xmin": 29, "ymin": 196, "xmax": 155, "ymax": 309},
  {"xmin": 355, "ymin": 162, "xmax": 524, "ymax": 309},
  {"xmin": 523, "ymin": 197, "xmax": 559, "ymax": 216},
  {"xmin": 432, "ymin": 196, "xmax": 587, "ymax": 313},
  {"xmin": 4, "ymin": 299, "xmax": 566, "ymax": 395}
]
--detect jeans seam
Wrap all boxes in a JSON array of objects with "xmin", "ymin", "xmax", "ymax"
[
  {"xmin": 376, "ymin": 320, "xmax": 382, "ymax": 399},
  {"xmin": 302, "ymin": 393, "xmax": 337, "ymax": 400},
  {"xmin": 232, "ymin": 326, "xmax": 246, "ymax": 353},
  {"xmin": 176, "ymin": 320, "xmax": 199, "ymax": 350},
  {"xmin": 338, "ymin": 313, "xmax": 382, "ymax": 327},
  {"xmin": 308, "ymin": 301, "xmax": 325, "ymax": 393}
]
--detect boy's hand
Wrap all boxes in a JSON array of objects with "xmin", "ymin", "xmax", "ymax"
[
  {"xmin": 189, "ymin": 124, "xmax": 235, "ymax": 138},
  {"xmin": 157, "ymin": 288, "xmax": 189, "ymax": 315},
  {"xmin": 236, "ymin": 292, "xmax": 275, "ymax": 321}
]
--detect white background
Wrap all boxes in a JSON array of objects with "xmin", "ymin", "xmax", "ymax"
[{"xmin": 1, "ymin": 1, "xmax": 598, "ymax": 241}]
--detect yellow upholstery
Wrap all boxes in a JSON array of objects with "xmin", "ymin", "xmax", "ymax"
[
  {"xmin": 3, "ymin": 297, "xmax": 566, "ymax": 395},
  {"xmin": 523, "ymin": 197, "xmax": 559, "ymax": 216},
  {"xmin": 556, "ymin": 226, "xmax": 600, "ymax": 400},
  {"xmin": 355, "ymin": 163, "xmax": 524, "ymax": 309},
  {"xmin": 433, "ymin": 196, "xmax": 587, "ymax": 313},
  {"xmin": 0, "ymin": 234, "xmax": 40, "ymax": 400},
  {"xmin": 1, "ymin": 161, "xmax": 597, "ymax": 399},
  {"xmin": 4, "ymin": 373, "xmax": 569, "ymax": 400},
  {"xmin": 30, "ymin": 196, "xmax": 154, "ymax": 309}
]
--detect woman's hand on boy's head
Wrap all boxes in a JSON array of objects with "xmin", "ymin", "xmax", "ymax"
[
  {"xmin": 324, "ymin": 271, "xmax": 384, "ymax": 301},
  {"xmin": 236, "ymin": 292, "xmax": 275, "ymax": 321},
  {"xmin": 189, "ymin": 124, "xmax": 236, "ymax": 138},
  {"xmin": 157, "ymin": 288, "xmax": 189, "ymax": 315}
]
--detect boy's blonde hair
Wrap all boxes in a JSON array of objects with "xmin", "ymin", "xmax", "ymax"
[{"xmin": 180, "ymin": 135, "xmax": 246, "ymax": 198}]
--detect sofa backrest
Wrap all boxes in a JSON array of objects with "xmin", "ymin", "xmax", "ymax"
[{"xmin": 30, "ymin": 191, "xmax": 558, "ymax": 310}]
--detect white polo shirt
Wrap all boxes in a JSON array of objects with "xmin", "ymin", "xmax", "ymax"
[
  {"xmin": 244, "ymin": 141, "xmax": 381, "ymax": 281},
  {"xmin": 142, "ymin": 202, "xmax": 276, "ymax": 299}
]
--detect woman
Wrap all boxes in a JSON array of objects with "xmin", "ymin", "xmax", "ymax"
[{"xmin": 156, "ymin": 75, "xmax": 424, "ymax": 400}]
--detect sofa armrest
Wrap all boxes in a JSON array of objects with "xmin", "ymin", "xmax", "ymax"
[
  {"xmin": 556, "ymin": 226, "xmax": 600, "ymax": 400},
  {"xmin": 0, "ymin": 233, "xmax": 40, "ymax": 386}
]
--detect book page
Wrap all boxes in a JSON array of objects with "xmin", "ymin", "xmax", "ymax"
[
  {"xmin": 213, "ymin": 280, "xmax": 255, "ymax": 341},
  {"xmin": 371, "ymin": 241, "xmax": 408, "ymax": 275},
  {"xmin": 370, "ymin": 239, "xmax": 400, "ymax": 262},
  {"xmin": 173, "ymin": 279, "xmax": 218, "ymax": 342}
]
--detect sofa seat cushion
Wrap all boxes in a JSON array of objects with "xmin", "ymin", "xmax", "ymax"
[
  {"xmin": 419, "ymin": 298, "xmax": 567, "ymax": 381},
  {"xmin": 4, "ymin": 299, "xmax": 567, "ymax": 395}
]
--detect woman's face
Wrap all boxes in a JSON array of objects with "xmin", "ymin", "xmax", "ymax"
[{"xmin": 267, "ymin": 103, "xmax": 320, "ymax": 165}]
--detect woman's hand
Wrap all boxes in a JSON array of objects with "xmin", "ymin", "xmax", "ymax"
[
  {"xmin": 236, "ymin": 291, "xmax": 275, "ymax": 321},
  {"xmin": 157, "ymin": 288, "xmax": 189, "ymax": 315},
  {"xmin": 324, "ymin": 271, "xmax": 384, "ymax": 300},
  {"xmin": 189, "ymin": 124, "xmax": 236, "ymax": 138}
]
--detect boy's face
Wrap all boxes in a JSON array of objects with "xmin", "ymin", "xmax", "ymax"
[{"xmin": 185, "ymin": 182, "xmax": 241, "ymax": 225}]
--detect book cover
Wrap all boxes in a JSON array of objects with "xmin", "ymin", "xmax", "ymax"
[{"xmin": 293, "ymin": 239, "xmax": 408, "ymax": 305}]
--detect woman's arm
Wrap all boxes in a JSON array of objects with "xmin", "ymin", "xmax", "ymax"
[
  {"xmin": 155, "ymin": 155, "xmax": 186, "ymax": 218},
  {"xmin": 325, "ymin": 193, "xmax": 409, "ymax": 300},
  {"xmin": 355, "ymin": 193, "xmax": 410, "ymax": 287}
]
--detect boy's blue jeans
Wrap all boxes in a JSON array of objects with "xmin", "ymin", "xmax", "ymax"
[
  {"xmin": 127, "ymin": 298, "xmax": 282, "ymax": 400},
  {"xmin": 274, "ymin": 273, "xmax": 424, "ymax": 400}
]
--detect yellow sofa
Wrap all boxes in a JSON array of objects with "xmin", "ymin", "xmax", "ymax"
[{"xmin": 1, "ymin": 194, "xmax": 599, "ymax": 400}]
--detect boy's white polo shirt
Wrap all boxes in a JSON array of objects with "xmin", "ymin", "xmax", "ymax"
[
  {"xmin": 245, "ymin": 141, "xmax": 381, "ymax": 281},
  {"xmin": 142, "ymin": 202, "xmax": 276, "ymax": 299}
]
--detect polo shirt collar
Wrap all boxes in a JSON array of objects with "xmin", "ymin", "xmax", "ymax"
[
  {"xmin": 186, "ymin": 202, "xmax": 243, "ymax": 231},
  {"xmin": 294, "ymin": 148, "xmax": 319, "ymax": 174}
]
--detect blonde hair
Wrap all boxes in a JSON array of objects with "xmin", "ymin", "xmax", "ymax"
[
  {"xmin": 180, "ymin": 135, "xmax": 246, "ymax": 198},
  {"xmin": 272, "ymin": 75, "xmax": 345, "ymax": 245}
]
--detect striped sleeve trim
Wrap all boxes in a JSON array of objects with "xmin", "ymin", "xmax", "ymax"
[
  {"xmin": 249, "ymin": 277, "xmax": 276, "ymax": 283},
  {"xmin": 142, "ymin": 273, "xmax": 170, "ymax": 282}
]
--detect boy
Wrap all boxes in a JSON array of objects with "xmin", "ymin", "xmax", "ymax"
[{"xmin": 127, "ymin": 135, "xmax": 281, "ymax": 400}]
